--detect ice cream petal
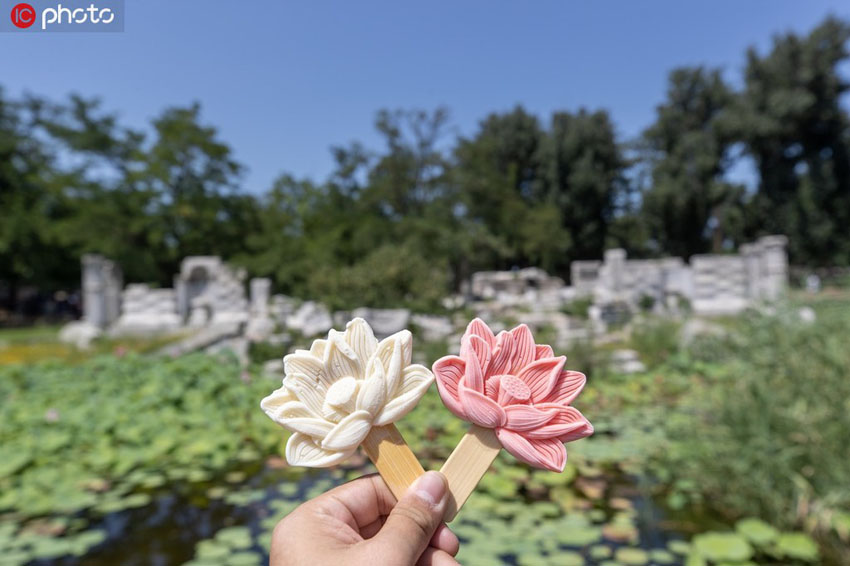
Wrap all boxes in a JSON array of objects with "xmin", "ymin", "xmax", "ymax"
[
  {"xmin": 286, "ymin": 432, "xmax": 350, "ymax": 468},
  {"xmin": 373, "ymin": 364, "xmax": 434, "ymax": 426},
  {"xmin": 495, "ymin": 428, "xmax": 568, "ymax": 472}
]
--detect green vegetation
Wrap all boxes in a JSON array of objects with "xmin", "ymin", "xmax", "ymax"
[
  {"xmin": 3, "ymin": 298, "xmax": 847, "ymax": 565},
  {"xmin": 0, "ymin": 353, "xmax": 280, "ymax": 565},
  {"xmin": 662, "ymin": 307, "xmax": 850, "ymax": 537},
  {"xmin": 629, "ymin": 318, "xmax": 681, "ymax": 368},
  {"xmin": 0, "ymin": 326, "xmax": 187, "ymax": 364},
  {"xmin": 3, "ymin": 17, "xmax": 850, "ymax": 314}
]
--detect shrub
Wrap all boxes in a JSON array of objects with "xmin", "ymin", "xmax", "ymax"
[
  {"xmin": 561, "ymin": 297, "xmax": 593, "ymax": 319},
  {"xmin": 662, "ymin": 309, "xmax": 850, "ymax": 533},
  {"xmin": 638, "ymin": 294, "xmax": 656, "ymax": 312},
  {"xmin": 629, "ymin": 318, "xmax": 680, "ymax": 368}
]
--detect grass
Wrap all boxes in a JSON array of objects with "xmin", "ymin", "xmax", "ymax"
[
  {"xmin": 0, "ymin": 324, "xmax": 62, "ymax": 344},
  {"xmin": 0, "ymin": 325, "xmax": 189, "ymax": 365}
]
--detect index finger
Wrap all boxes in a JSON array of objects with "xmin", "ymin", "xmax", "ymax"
[{"xmin": 311, "ymin": 473, "xmax": 398, "ymax": 530}]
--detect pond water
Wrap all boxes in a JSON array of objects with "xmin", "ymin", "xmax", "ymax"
[{"xmin": 26, "ymin": 462, "xmax": 691, "ymax": 566}]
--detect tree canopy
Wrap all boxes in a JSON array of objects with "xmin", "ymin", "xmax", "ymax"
[{"xmin": 2, "ymin": 16, "xmax": 849, "ymax": 312}]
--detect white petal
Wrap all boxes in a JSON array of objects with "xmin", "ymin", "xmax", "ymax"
[
  {"xmin": 374, "ymin": 335, "xmax": 403, "ymax": 397},
  {"xmin": 385, "ymin": 329, "xmax": 413, "ymax": 365},
  {"xmin": 260, "ymin": 386, "xmax": 299, "ymax": 419},
  {"xmin": 366, "ymin": 354, "xmax": 385, "ymax": 382},
  {"xmin": 269, "ymin": 400, "xmax": 334, "ymax": 438},
  {"xmin": 283, "ymin": 418, "xmax": 334, "ymax": 439},
  {"xmin": 356, "ymin": 374, "xmax": 387, "ymax": 417},
  {"xmin": 373, "ymin": 364, "xmax": 434, "ymax": 426},
  {"xmin": 344, "ymin": 318, "xmax": 378, "ymax": 371},
  {"xmin": 283, "ymin": 373, "xmax": 326, "ymax": 416},
  {"xmin": 309, "ymin": 339, "xmax": 327, "ymax": 358},
  {"xmin": 324, "ymin": 331, "xmax": 362, "ymax": 380},
  {"xmin": 285, "ymin": 432, "xmax": 350, "ymax": 468},
  {"xmin": 321, "ymin": 402, "xmax": 348, "ymax": 423},
  {"xmin": 283, "ymin": 352, "xmax": 330, "ymax": 388},
  {"xmin": 320, "ymin": 410, "xmax": 373, "ymax": 451}
]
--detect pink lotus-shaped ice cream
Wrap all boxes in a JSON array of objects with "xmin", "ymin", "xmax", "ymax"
[{"xmin": 433, "ymin": 319, "xmax": 593, "ymax": 472}]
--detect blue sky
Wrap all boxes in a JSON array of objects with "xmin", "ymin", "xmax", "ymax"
[{"xmin": 2, "ymin": 1, "xmax": 848, "ymax": 193}]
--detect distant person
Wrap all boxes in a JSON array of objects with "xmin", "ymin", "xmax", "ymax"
[{"xmin": 269, "ymin": 472, "xmax": 459, "ymax": 566}]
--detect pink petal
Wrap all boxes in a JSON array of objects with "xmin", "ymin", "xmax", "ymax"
[
  {"xmin": 484, "ymin": 374, "xmax": 501, "ymax": 400},
  {"xmin": 465, "ymin": 318, "xmax": 496, "ymax": 348},
  {"xmin": 509, "ymin": 324, "xmax": 536, "ymax": 373},
  {"xmin": 542, "ymin": 370, "xmax": 587, "ymax": 406},
  {"xmin": 516, "ymin": 356, "xmax": 565, "ymax": 402},
  {"xmin": 489, "ymin": 331, "xmax": 514, "ymax": 375},
  {"xmin": 503, "ymin": 405, "xmax": 557, "ymax": 431},
  {"xmin": 559, "ymin": 419, "xmax": 594, "ymax": 443},
  {"xmin": 467, "ymin": 334, "xmax": 492, "ymax": 376},
  {"xmin": 433, "ymin": 355, "xmax": 467, "ymax": 419},
  {"xmin": 525, "ymin": 404, "xmax": 593, "ymax": 441},
  {"xmin": 535, "ymin": 344, "xmax": 554, "ymax": 360},
  {"xmin": 459, "ymin": 384, "xmax": 506, "ymax": 428},
  {"xmin": 495, "ymin": 429, "xmax": 567, "ymax": 472},
  {"xmin": 463, "ymin": 347, "xmax": 485, "ymax": 393}
]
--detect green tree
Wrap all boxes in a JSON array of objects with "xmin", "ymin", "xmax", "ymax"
[
  {"xmin": 539, "ymin": 109, "xmax": 626, "ymax": 264},
  {"xmin": 0, "ymin": 90, "xmax": 78, "ymax": 309},
  {"xmin": 32, "ymin": 94, "xmax": 162, "ymax": 284},
  {"xmin": 734, "ymin": 16, "xmax": 850, "ymax": 265},
  {"xmin": 140, "ymin": 104, "xmax": 257, "ymax": 282},
  {"xmin": 453, "ymin": 106, "xmax": 544, "ymax": 270},
  {"xmin": 640, "ymin": 67, "xmax": 741, "ymax": 258}
]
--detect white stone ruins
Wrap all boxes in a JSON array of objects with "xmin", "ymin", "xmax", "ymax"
[
  {"xmin": 70, "ymin": 235, "xmax": 788, "ymax": 353},
  {"xmin": 570, "ymin": 235, "xmax": 788, "ymax": 315},
  {"xmin": 80, "ymin": 255, "xmax": 263, "ymax": 336}
]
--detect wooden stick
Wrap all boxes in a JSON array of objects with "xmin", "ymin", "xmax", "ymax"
[
  {"xmin": 439, "ymin": 425, "xmax": 502, "ymax": 521},
  {"xmin": 361, "ymin": 424, "xmax": 425, "ymax": 501}
]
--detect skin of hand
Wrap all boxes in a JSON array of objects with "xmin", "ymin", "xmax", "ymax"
[{"xmin": 270, "ymin": 471, "xmax": 461, "ymax": 566}]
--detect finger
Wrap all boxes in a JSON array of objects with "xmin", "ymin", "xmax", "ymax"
[
  {"xmin": 359, "ymin": 517, "xmax": 385, "ymax": 539},
  {"xmin": 311, "ymin": 473, "xmax": 397, "ymax": 530},
  {"xmin": 417, "ymin": 547, "xmax": 461, "ymax": 566},
  {"xmin": 366, "ymin": 471, "xmax": 449, "ymax": 564},
  {"xmin": 430, "ymin": 524, "xmax": 460, "ymax": 556}
]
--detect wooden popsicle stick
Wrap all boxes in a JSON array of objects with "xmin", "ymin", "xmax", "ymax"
[
  {"xmin": 439, "ymin": 424, "xmax": 502, "ymax": 521},
  {"xmin": 361, "ymin": 423, "xmax": 426, "ymax": 501}
]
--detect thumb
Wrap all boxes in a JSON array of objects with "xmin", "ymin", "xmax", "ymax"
[{"xmin": 368, "ymin": 471, "xmax": 449, "ymax": 564}]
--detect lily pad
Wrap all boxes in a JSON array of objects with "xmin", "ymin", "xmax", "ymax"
[
  {"xmin": 735, "ymin": 517, "xmax": 778, "ymax": 547},
  {"xmin": 228, "ymin": 551, "xmax": 262, "ymax": 566},
  {"xmin": 614, "ymin": 547, "xmax": 650, "ymax": 565},
  {"xmin": 602, "ymin": 521, "xmax": 638, "ymax": 544},
  {"xmin": 549, "ymin": 550, "xmax": 584, "ymax": 566},
  {"xmin": 774, "ymin": 532, "xmax": 819, "ymax": 562},
  {"xmin": 29, "ymin": 537, "xmax": 73, "ymax": 560},
  {"xmin": 196, "ymin": 540, "xmax": 230, "ymax": 560},
  {"xmin": 0, "ymin": 550, "xmax": 32, "ymax": 566},
  {"xmin": 556, "ymin": 525, "xmax": 602, "ymax": 546},
  {"xmin": 667, "ymin": 540, "xmax": 691, "ymax": 555},
  {"xmin": 692, "ymin": 532, "xmax": 753, "ymax": 563},
  {"xmin": 216, "ymin": 526, "xmax": 253, "ymax": 549},
  {"xmin": 649, "ymin": 548, "xmax": 676, "ymax": 564}
]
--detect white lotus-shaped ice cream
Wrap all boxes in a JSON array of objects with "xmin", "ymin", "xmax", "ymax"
[{"xmin": 261, "ymin": 318, "xmax": 434, "ymax": 467}]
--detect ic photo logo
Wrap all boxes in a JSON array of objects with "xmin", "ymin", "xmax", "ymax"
[
  {"xmin": 10, "ymin": 3, "xmax": 35, "ymax": 28},
  {"xmin": 5, "ymin": 0, "xmax": 123, "ymax": 32}
]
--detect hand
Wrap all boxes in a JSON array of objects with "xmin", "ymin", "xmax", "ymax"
[{"xmin": 270, "ymin": 471, "xmax": 460, "ymax": 566}]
